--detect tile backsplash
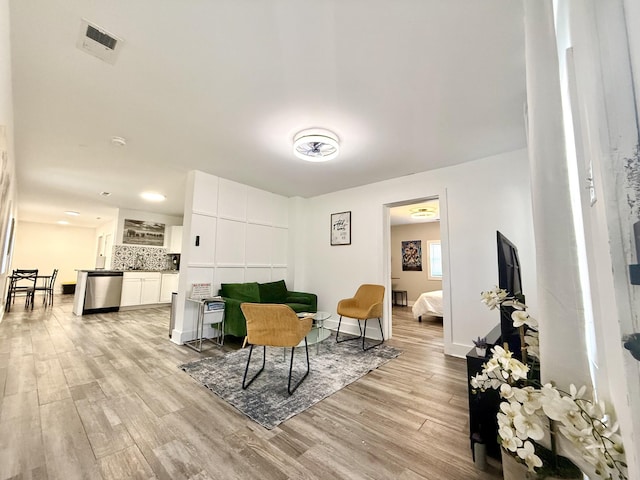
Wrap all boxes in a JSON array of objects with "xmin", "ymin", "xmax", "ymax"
[{"xmin": 112, "ymin": 245, "xmax": 169, "ymax": 270}]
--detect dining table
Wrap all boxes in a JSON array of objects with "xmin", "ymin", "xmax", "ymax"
[{"xmin": 4, "ymin": 273, "xmax": 51, "ymax": 312}]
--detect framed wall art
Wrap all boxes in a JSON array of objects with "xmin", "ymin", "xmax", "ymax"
[
  {"xmin": 123, "ymin": 219, "xmax": 166, "ymax": 246},
  {"xmin": 401, "ymin": 240, "xmax": 422, "ymax": 271},
  {"xmin": 331, "ymin": 211, "xmax": 351, "ymax": 246}
]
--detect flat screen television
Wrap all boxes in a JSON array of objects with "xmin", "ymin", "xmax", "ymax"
[{"xmin": 497, "ymin": 231, "xmax": 523, "ymax": 357}]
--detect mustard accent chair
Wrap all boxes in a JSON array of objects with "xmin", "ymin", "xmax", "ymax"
[
  {"xmin": 240, "ymin": 303, "xmax": 313, "ymax": 395},
  {"xmin": 336, "ymin": 284, "xmax": 385, "ymax": 350}
]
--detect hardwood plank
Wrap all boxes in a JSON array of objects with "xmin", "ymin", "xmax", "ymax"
[
  {"xmin": 4, "ymin": 353, "xmax": 37, "ymax": 395},
  {"xmin": 75, "ymin": 397, "xmax": 135, "ymax": 458},
  {"xmin": 40, "ymin": 398, "xmax": 102, "ymax": 479},
  {"xmin": 35, "ymin": 357, "xmax": 71, "ymax": 405},
  {"xmin": 97, "ymin": 445, "xmax": 155, "ymax": 480},
  {"xmin": 0, "ymin": 390, "xmax": 47, "ymax": 479}
]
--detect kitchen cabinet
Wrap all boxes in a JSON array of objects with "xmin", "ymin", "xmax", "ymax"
[
  {"xmin": 121, "ymin": 272, "xmax": 161, "ymax": 306},
  {"xmin": 160, "ymin": 272, "xmax": 179, "ymax": 303},
  {"xmin": 168, "ymin": 226, "xmax": 183, "ymax": 253}
]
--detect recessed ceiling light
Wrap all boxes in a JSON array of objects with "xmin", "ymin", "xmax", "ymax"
[
  {"xmin": 140, "ymin": 192, "xmax": 166, "ymax": 202},
  {"xmin": 100, "ymin": 191, "xmax": 111, "ymax": 196},
  {"xmin": 64, "ymin": 211, "xmax": 80, "ymax": 216},
  {"xmin": 111, "ymin": 136, "xmax": 127, "ymax": 146},
  {"xmin": 57, "ymin": 220, "xmax": 70, "ymax": 225},
  {"xmin": 293, "ymin": 128, "xmax": 340, "ymax": 162}
]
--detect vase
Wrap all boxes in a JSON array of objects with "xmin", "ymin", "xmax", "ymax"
[
  {"xmin": 501, "ymin": 449, "xmax": 538, "ymax": 480},
  {"xmin": 475, "ymin": 346, "xmax": 487, "ymax": 356},
  {"xmin": 500, "ymin": 448, "xmax": 581, "ymax": 480}
]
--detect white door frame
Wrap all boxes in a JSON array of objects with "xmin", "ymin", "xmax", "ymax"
[{"xmin": 382, "ymin": 190, "xmax": 452, "ymax": 354}]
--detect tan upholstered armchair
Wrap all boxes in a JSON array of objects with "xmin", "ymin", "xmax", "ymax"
[
  {"xmin": 336, "ymin": 284, "xmax": 385, "ymax": 350},
  {"xmin": 240, "ymin": 303, "xmax": 313, "ymax": 395}
]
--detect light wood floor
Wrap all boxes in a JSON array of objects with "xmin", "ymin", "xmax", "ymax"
[{"xmin": 0, "ymin": 296, "xmax": 502, "ymax": 480}]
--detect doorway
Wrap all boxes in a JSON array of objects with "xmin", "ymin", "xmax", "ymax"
[{"xmin": 385, "ymin": 197, "xmax": 445, "ymax": 344}]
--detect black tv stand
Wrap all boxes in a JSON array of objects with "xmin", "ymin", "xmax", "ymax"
[{"xmin": 466, "ymin": 324, "xmax": 502, "ymax": 460}]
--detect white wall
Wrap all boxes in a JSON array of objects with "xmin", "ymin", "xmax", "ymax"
[
  {"xmin": 172, "ymin": 171, "xmax": 292, "ymax": 344},
  {"xmin": 10, "ymin": 221, "xmax": 97, "ymax": 292},
  {"xmin": 297, "ymin": 148, "xmax": 536, "ymax": 357},
  {"xmin": 0, "ymin": 0, "xmax": 18, "ymax": 317}
]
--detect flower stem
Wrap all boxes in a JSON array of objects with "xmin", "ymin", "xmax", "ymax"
[
  {"xmin": 519, "ymin": 325, "xmax": 528, "ymax": 364},
  {"xmin": 549, "ymin": 419, "xmax": 559, "ymax": 471}
]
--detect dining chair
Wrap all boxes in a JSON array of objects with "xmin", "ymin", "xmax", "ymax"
[
  {"xmin": 240, "ymin": 303, "xmax": 313, "ymax": 395},
  {"xmin": 34, "ymin": 268, "xmax": 58, "ymax": 307},
  {"xmin": 5, "ymin": 269, "xmax": 38, "ymax": 311},
  {"xmin": 336, "ymin": 284, "xmax": 385, "ymax": 350}
]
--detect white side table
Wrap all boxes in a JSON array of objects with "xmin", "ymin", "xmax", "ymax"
[{"xmin": 185, "ymin": 297, "xmax": 225, "ymax": 352}]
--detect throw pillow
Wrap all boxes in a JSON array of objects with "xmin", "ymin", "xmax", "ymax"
[
  {"xmin": 258, "ymin": 279, "xmax": 288, "ymax": 303},
  {"xmin": 220, "ymin": 282, "xmax": 260, "ymax": 302}
]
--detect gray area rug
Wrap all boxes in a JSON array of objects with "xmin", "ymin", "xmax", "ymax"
[{"xmin": 180, "ymin": 338, "xmax": 402, "ymax": 429}]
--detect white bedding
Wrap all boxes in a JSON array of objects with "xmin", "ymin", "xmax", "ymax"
[{"xmin": 412, "ymin": 290, "xmax": 444, "ymax": 318}]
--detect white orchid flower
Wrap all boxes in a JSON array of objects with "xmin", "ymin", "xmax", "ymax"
[
  {"xmin": 513, "ymin": 387, "xmax": 543, "ymax": 414},
  {"xmin": 491, "ymin": 345, "xmax": 511, "ymax": 359},
  {"xmin": 513, "ymin": 411, "xmax": 545, "ymax": 440},
  {"xmin": 505, "ymin": 358, "xmax": 529, "ymax": 381},
  {"xmin": 523, "ymin": 314, "xmax": 538, "ymax": 328},
  {"xmin": 499, "ymin": 401, "xmax": 522, "ymax": 423},
  {"xmin": 470, "ymin": 374, "xmax": 483, "ymax": 390},
  {"xmin": 483, "ymin": 357, "xmax": 501, "ymax": 373},
  {"xmin": 500, "ymin": 383, "xmax": 514, "ymax": 399},
  {"xmin": 569, "ymin": 384, "xmax": 587, "ymax": 399},
  {"xmin": 480, "ymin": 287, "xmax": 508, "ymax": 310},
  {"xmin": 517, "ymin": 441, "xmax": 543, "ymax": 472},
  {"xmin": 502, "ymin": 298, "xmax": 527, "ymax": 310},
  {"xmin": 526, "ymin": 345, "xmax": 540, "ymax": 359},
  {"xmin": 498, "ymin": 425, "xmax": 522, "ymax": 452}
]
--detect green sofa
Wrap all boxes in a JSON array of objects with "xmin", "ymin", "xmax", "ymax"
[{"xmin": 219, "ymin": 279, "xmax": 317, "ymax": 337}]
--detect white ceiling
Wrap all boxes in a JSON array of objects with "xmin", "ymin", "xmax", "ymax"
[{"xmin": 9, "ymin": 0, "xmax": 526, "ymax": 228}]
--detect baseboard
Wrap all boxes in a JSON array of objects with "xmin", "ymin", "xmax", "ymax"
[
  {"xmin": 119, "ymin": 302, "xmax": 170, "ymax": 311},
  {"xmin": 170, "ymin": 324, "xmax": 222, "ymax": 345},
  {"xmin": 446, "ymin": 342, "xmax": 473, "ymax": 359},
  {"xmin": 323, "ymin": 317, "xmax": 383, "ymax": 340}
]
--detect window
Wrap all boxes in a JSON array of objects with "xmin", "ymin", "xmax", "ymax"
[{"xmin": 428, "ymin": 241, "xmax": 442, "ymax": 280}]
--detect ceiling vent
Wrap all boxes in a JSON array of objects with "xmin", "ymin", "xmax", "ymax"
[{"xmin": 76, "ymin": 19, "xmax": 123, "ymax": 64}]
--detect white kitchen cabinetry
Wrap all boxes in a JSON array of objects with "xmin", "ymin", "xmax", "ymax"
[
  {"xmin": 121, "ymin": 272, "xmax": 161, "ymax": 306},
  {"xmin": 168, "ymin": 226, "xmax": 183, "ymax": 253},
  {"xmin": 160, "ymin": 272, "xmax": 179, "ymax": 303}
]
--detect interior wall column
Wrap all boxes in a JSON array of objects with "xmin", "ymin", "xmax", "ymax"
[{"xmin": 523, "ymin": 0, "xmax": 591, "ymax": 388}]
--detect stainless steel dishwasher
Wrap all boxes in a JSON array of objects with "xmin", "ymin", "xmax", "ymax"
[{"xmin": 84, "ymin": 271, "xmax": 123, "ymax": 313}]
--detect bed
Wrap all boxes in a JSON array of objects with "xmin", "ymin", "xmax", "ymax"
[{"xmin": 412, "ymin": 290, "xmax": 443, "ymax": 321}]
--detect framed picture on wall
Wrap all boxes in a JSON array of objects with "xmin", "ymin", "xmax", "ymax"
[
  {"xmin": 122, "ymin": 219, "xmax": 165, "ymax": 246},
  {"xmin": 331, "ymin": 211, "xmax": 351, "ymax": 246},
  {"xmin": 401, "ymin": 240, "xmax": 422, "ymax": 271}
]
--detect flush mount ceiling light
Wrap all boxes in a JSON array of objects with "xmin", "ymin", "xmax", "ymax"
[
  {"xmin": 140, "ymin": 191, "xmax": 166, "ymax": 202},
  {"xmin": 64, "ymin": 210, "xmax": 80, "ymax": 216},
  {"xmin": 410, "ymin": 207, "xmax": 436, "ymax": 219},
  {"xmin": 293, "ymin": 129, "xmax": 340, "ymax": 162},
  {"xmin": 57, "ymin": 220, "xmax": 70, "ymax": 225},
  {"xmin": 111, "ymin": 136, "xmax": 127, "ymax": 146}
]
